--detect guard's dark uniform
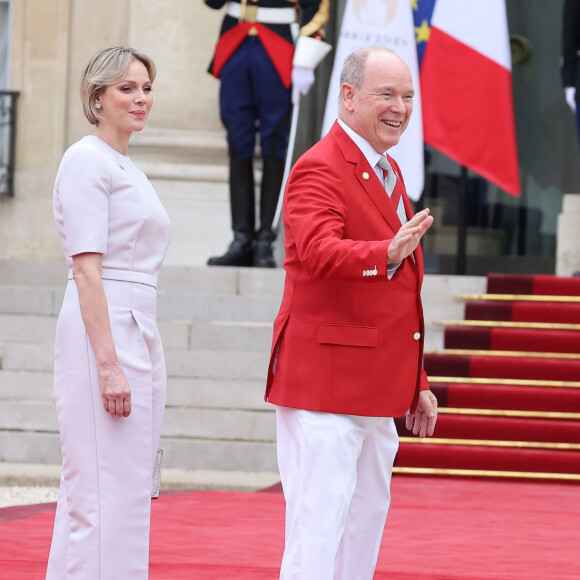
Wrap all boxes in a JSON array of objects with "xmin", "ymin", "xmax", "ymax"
[{"xmin": 205, "ymin": 0, "xmax": 329, "ymax": 267}]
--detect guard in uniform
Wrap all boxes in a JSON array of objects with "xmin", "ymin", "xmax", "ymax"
[{"xmin": 205, "ymin": 0, "xmax": 329, "ymax": 267}]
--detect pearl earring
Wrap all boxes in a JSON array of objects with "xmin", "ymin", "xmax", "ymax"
[{"xmin": 95, "ymin": 103, "xmax": 102, "ymax": 109}]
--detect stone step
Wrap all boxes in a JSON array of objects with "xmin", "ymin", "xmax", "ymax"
[
  {"xmin": 161, "ymin": 319, "xmax": 272, "ymax": 352},
  {"xmin": 0, "ymin": 313, "xmax": 57, "ymax": 342},
  {"xmin": 0, "ymin": 431, "xmax": 62, "ymax": 465},
  {"xmin": 0, "ymin": 343, "xmax": 54, "ymax": 372},
  {"xmin": 0, "ymin": 262, "xmax": 285, "ymax": 319},
  {"xmin": 161, "ymin": 436, "xmax": 277, "ymax": 472},
  {"xmin": 0, "ymin": 462, "xmax": 280, "ymax": 492},
  {"xmin": 143, "ymin": 163, "xmax": 228, "ymax": 182},
  {"xmin": 0, "ymin": 342, "xmax": 270, "ymax": 379},
  {"xmin": 166, "ymin": 377, "xmax": 267, "ymax": 410},
  {"xmin": 157, "ymin": 292, "xmax": 280, "ymax": 323},
  {"xmin": 163, "ymin": 406, "xmax": 274, "ymax": 442},
  {"xmin": 0, "ymin": 400, "xmax": 58, "ymax": 432},
  {"xmin": 0, "ymin": 430, "xmax": 278, "ymax": 472},
  {"xmin": 0, "ymin": 400, "xmax": 274, "ymax": 442},
  {"xmin": 0, "ymin": 370, "xmax": 54, "ymax": 400},
  {"xmin": 163, "ymin": 319, "xmax": 273, "ymax": 352},
  {"xmin": 0, "ymin": 370, "xmax": 267, "ymax": 410},
  {"xmin": 0, "ymin": 284, "xmax": 63, "ymax": 316},
  {"xmin": 151, "ymin": 179, "xmax": 229, "ymax": 203},
  {"xmin": 166, "ymin": 349, "xmax": 270, "ymax": 381},
  {"xmin": 0, "ymin": 285, "xmax": 282, "ymax": 321},
  {"xmin": 187, "ymin": 320, "xmax": 273, "ymax": 352},
  {"xmin": 0, "ymin": 260, "xmax": 68, "ymax": 286},
  {"xmin": 158, "ymin": 264, "xmax": 284, "ymax": 295},
  {"xmin": 128, "ymin": 128, "xmax": 229, "ymax": 169},
  {"xmin": 0, "ymin": 260, "xmax": 285, "ymax": 294}
]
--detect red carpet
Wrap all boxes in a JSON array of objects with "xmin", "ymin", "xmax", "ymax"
[
  {"xmin": 430, "ymin": 382, "xmax": 580, "ymax": 412},
  {"xmin": 397, "ymin": 414, "xmax": 580, "ymax": 443},
  {"xmin": 1, "ymin": 476, "xmax": 579, "ymax": 579},
  {"xmin": 486, "ymin": 272, "xmax": 580, "ymax": 295},
  {"xmin": 396, "ymin": 442, "xmax": 580, "ymax": 474},
  {"xmin": 465, "ymin": 299, "xmax": 580, "ymax": 324},
  {"xmin": 407, "ymin": 273, "xmax": 580, "ymax": 480},
  {"xmin": 444, "ymin": 326, "xmax": 580, "ymax": 353},
  {"xmin": 424, "ymin": 352, "xmax": 580, "ymax": 382}
]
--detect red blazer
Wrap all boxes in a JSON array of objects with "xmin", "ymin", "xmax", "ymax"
[{"xmin": 265, "ymin": 121, "xmax": 430, "ymax": 417}]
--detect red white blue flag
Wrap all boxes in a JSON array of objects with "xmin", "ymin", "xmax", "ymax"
[{"xmin": 415, "ymin": 0, "xmax": 521, "ymax": 196}]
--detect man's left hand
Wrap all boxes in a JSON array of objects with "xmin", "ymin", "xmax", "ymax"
[{"xmin": 405, "ymin": 390, "xmax": 437, "ymax": 438}]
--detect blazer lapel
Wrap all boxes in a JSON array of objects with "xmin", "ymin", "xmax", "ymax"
[
  {"xmin": 328, "ymin": 122, "xmax": 425, "ymax": 286},
  {"xmin": 329, "ymin": 123, "xmax": 403, "ymax": 233}
]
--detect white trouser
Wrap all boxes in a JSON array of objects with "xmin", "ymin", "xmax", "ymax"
[{"xmin": 276, "ymin": 406, "xmax": 399, "ymax": 580}]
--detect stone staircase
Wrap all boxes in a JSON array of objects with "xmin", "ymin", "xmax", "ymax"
[
  {"xmin": 0, "ymin": 259, "xmax": 485, "ymax": 478},
  {"xmin": 0, "ymin": 260, "xmax": 284, "ymax": 473}
]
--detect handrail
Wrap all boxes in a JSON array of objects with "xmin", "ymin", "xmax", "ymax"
[{"xmin": 0, "ymin": 90, "xmax": 20, "ymax": 197}]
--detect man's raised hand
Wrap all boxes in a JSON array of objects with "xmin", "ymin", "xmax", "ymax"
[{"xmin": 387, "ymin": 209, "xmax": 433, "ymax": 265}]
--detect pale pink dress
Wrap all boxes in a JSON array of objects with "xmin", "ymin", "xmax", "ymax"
[{"xmin": 46, "ymin": 135, "xmax": 171, "ymax": 579}]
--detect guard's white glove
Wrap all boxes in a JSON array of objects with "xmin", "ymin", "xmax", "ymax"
[
  {"xmin": 292, "ymin": 66, "xmax": 315, "ymax": 105},
  {"xmin": 565, "ymin": 86, "xmax": 576, "ymax": 113}
]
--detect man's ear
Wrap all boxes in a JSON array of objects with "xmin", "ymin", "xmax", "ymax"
[{"xmin": 341, "ymin": 83, "xmax": 356, "ymax": 112}]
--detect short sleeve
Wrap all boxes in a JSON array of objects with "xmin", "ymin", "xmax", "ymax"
[{"xmin": 55, "ymin": 145, "xmax": 110, "ymax": 258}]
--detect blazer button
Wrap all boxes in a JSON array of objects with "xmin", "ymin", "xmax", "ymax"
[
  {"xmin": 362, "ymin": 172, "xmax": 370, "ymax": 180},
  {"xmin": 413, "ymin": 332, "xmax": 421, "ymax": 340}
]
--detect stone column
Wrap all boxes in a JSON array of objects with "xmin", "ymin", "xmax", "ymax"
[
  {"xmin": 1, "ymin": 0, "xmax": 72, "ymax": 260},
  {"xmin": 2, "ymin": 0, "xmax": 224, "ymax": 261},
  {"xmin": 127, "ymin": 0, "xmax": 224, "ymax": 133},
  {"xmin": 65, "ymin": 0, "xmax": 132, "ymax": 145},
  {"xmin": 556, "ymin": 194, "xmax": 580, "ymax": 276}
]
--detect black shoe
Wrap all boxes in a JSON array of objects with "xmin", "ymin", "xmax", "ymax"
[
  {"xmin": 253, "ymin": 229, "xmax": 276, "ymax": 268},
  {"xmin": 207, "ymin": 235, "xmax": 253, "ymax": 267}
]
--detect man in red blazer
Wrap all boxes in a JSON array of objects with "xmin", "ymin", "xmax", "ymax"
[{"xmin": 265, "ymin": 47, "xmax": 437, "ymax": 579}]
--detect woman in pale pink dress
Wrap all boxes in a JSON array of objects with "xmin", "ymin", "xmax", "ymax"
[{"xmin": 46, "ymin": 46, "xmax": 171, "ymax": 579}]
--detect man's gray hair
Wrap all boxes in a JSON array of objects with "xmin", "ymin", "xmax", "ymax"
[{"xmin": 340, "ymin": 46, "xmax": 395, "ymax": 90}]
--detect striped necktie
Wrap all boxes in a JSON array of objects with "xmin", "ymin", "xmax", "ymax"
[{"xmin": 377, "ymin": 155, "xmax": 402, "ymax": 210}]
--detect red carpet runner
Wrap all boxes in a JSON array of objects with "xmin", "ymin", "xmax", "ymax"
[
  {"xmin": 1, "ymin": 476, "xmax": 579, "ymax": 579},
  {"xmin": 396, "ymin": 273, "xmax": 580, "ymax": 480}
]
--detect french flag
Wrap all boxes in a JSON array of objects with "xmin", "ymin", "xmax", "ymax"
[{"xmin": 418, "ymin": 0, "xmax": 521, "ymax": 196}]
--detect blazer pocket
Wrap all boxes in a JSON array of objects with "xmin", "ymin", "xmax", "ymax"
[{"xmin": 318, "ymin": 324, "xmax": 378, "ymax": 348}]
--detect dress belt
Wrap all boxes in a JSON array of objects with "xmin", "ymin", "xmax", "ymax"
[
  {"xmin": 68, "ymin": 267, "xmax": 158, "ymax": 289},
  {"xmin": 226, "ymin": 2, "xmax": 296, "ymax": 24}
]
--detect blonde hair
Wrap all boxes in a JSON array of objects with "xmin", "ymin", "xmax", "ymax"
[{"xmin": 80, "ymin": 46, "xmax": 156, "ymax": 125}]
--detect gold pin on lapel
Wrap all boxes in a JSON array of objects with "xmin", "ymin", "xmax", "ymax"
[{"xmin": 362, "ymin": 172, "xmax": 370, "ymax": 180}]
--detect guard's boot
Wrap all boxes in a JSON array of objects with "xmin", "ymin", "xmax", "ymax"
[
  {"xmin": 254, "ymin": 158, "xmax": 285, "ymax": 268},
  {"xmin": 254, "ymin": 228, "xmax": 277, "ymax": 268},
  {"xmin": 207, "ymin": 158, "xmax": 255, "ymax": 267},
  {"xmin": 207, "ymin": 231, "xmax": 254, "ymax": 267}
]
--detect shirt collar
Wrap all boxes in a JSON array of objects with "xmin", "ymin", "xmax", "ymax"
[{"xmin": 337, "ymin": 118, "xmax": 385, "ymax": 169}]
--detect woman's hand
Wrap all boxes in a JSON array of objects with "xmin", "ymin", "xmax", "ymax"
[
  {"xmin": 72, "ymin": 252, "xmax": 132, "ymax": 418},
  {"xmin": 98, "ymin": 361, "xmax": 132, "ymax": 417}
]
